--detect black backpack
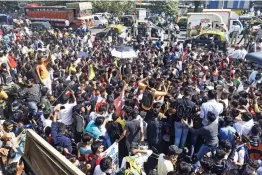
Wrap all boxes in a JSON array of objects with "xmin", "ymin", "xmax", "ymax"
[{"xmin": 141, "ymin": 88, "xmax": 155, "ymax": 110}]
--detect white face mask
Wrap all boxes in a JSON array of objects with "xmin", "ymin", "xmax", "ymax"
[{"xmin": 105, "ymin": 169, "xmax": 113, "ymax": 174}]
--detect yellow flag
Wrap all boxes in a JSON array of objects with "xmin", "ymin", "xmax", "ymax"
[{"xmin": 88, "ymin": 64, "xmax": 95, "ymax": 80}]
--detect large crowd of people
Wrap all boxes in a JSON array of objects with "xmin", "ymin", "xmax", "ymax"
[{"xmin": 0, "ymin": 15, "xmax": 261, "ymax": 175}]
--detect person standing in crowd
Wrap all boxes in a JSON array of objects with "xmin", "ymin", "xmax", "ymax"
[
  {"xmin": 231, "ymin": 22, "xmax": 241, "ymax": 46},
  {"xmin": 183, "ymin": 111, "xmax": 218, "ymax": 162},
  {"xmin": 19, "ymin": 78, "xmax": 41, "ymax": 117},
  {"xmin": 187, "ymin": 22, "xmax": 192, "ymax": 38},
  {"xmin": 132, "ymin": 20, "xmax": 137, "ymax": 38},
  {"xmin": 51, "ymin": 107, "xmax": 72, "ymax": 154},
  {"xmin": 157, "ymin": 145, "xmax": 182, "ymax": 175},
  {"xmin": 171, "ymin": 87, "xmax": 196, "ymax": 149},
  {"xmin": 200, "ymin": 90, "xmax": 223, "ymax": 126},
  {"xmin": 120, "ymin": 142, "xmax": 152, "ymax": 175},
  {"xmin": 36, "ymin": 54, "xmax": 52, "ymax": 94},
  {"xmin": 168, "ymin": 21, "xmax": 174, "ymax": 40},
  {"xmin": 1, "ymin": 12, "xmax": 262, "ymax": 175}
]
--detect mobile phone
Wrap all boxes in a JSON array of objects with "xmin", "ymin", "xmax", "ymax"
[{"xmin": 60, "ymin": 106, "xmax": 65, "ymax": 110}]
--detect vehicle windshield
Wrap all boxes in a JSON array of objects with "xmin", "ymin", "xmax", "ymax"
[{"xmin": 0, "ymin": 15, "xmax": 8, "ymax": 24}]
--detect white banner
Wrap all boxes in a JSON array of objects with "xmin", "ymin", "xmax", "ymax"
[{"xmin": 104, "ymin": 142, "xmax": 119, "ymax": 172}]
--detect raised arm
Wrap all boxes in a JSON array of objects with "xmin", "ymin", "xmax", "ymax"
[{"xmin": 138, "ymin": 77, "xmax": 149, "ymax": 90}]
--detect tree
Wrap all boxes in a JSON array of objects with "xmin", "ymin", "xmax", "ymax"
[
  {"xmin": 92, "ymin": 1, "xmax": 135, "ymax": 15},
  {"xmin": 150, "ymin": 0, "xmax": 179, "ymax": 16},
  {"xmin": 0, "ymin": 2, "xmax": 19, "ymax": 13}
]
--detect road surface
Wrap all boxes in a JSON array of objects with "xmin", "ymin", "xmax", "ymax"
[{"xmin": 90, "ymin": 28, "xmax": 243, "ymax": 53}]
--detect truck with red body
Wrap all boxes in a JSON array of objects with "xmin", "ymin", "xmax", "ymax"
[{"xmin": 24, "ymin": 2, "xmax": 94, "ymax": 29}]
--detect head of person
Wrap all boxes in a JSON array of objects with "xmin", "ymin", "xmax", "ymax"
[
  {"xmin": 220, "ymin": 140, "xmax": 232, "ymax": 154},
  {"xmin": 208, "ymin": 90, "xmax": 217, "ymax": 100},
  {"xmin": 183, "ymin": 87, "xmax": 191, "ymax": 97},
  {"xmin": 214, "ymin": 148, "xmax": 226, "ymax": 161},
  {"xmin": 82, "ymin": 133, "xmax": 93, "ymax": 145},
  {"xmin": 91, "ymin": 140, "xmax": 104, "ymax": 154},
  {"xmin": 250, "ymin": 124, "xmax": 262, "ymax": 137},
  {"xmin": 199, "ymin": 157, "xmax": 213, "ymax": 174},
  {"xmin": 167, "ymin": 145, "xmax": 182, "ymax": 165},
  {"xmin": 223, "ymin": 116, "xmax": 233, "ymax": 127},
  {"xmin": 42, "ymin": 87, "xmax": 49, "ymax": 96},
  {"xmin": 3, "ymin": 120, "xmax": 14, "ymax": 133},
  {"xmin": 57, "ymin": 122, "xmax": 67, "ymax": 135},
  {"xmin": 241, "ymin": 112, "xmax": 252, "ymax": 122},
  {"xmin": 178, "ymin": 161, "xmax": 192, "ymax": 174},
  {"xmin": 129, "ymin": 142, "xmax": 139, "ymax": 156},
  {"xmin": 98, "ymin": 105, "xmax": 107, "ymax": 115},
  {"xmin": 148, "ymin": 78, "xmax": 157, "ymax": 88},
  {"xmin": 94, "ymin": 117, "xmax": 105, "ymax": 127},
  {"xmin": 131, "ymin": 109, "xmax": 139, "ymax": 120},
  {"xmin": 100, "ymin": 156, "xmax": 113, "ymax": 173}
]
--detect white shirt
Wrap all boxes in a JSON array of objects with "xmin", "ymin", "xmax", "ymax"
[
  {"xmin": 94, "ymin": 165, "xmax": 106, "ymax": 175},
  {"xmin": 239, "ymin": 48, "xmax": 247, "ymax": 60},
  {"xmin": 56, "ymin": 101, "xmax": 77, "ymax": 125},
  {"xmin": 40, "ymin": 114, "xmax": 52, "ymax": 128},
  {"xmin": 233, "ymin": 119, "xmax": 254, "ymax": 135},
  {"xmin": 88, "ymin": 39, "xmax": 93, "ymax": 48},
  {"xmin": 233, "ymin": 144, "xmax": 246, "ymax": 165},
  {"xmin": 230, "ymin": 49, "xmax": 241, "ymax": 59},
  {"xmin": 233, "ymin": 25, "xmax": 241, "ymax": 32},
  {"xmin": 65, "ymin": 20, "xmax": 69, "ymax": 27},
  {"xmin": 200, "ymin": 99, "xmax": 223, "ymax": 126},
  {"xmin": 157, "ymin": 153, "xmax": 174, "ymax": 175},
  {"xmin": 169, "ymin": 23, "xmax": 174, "ymax": 30}
]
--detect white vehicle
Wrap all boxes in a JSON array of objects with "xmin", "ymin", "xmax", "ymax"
[
  {"xmin": 92, "ymin": 15, "xmax": 108, "ymax": 28},
  {"xmin": 187, "ymin": 13, "xmax": 226, "ymax": 29},
  {"xmin": 94, "ymin": 12, "xmax": 111, "ymax": 19},
  {"xmin": 203, "ymin": 9, "xmax": 243, "ymax": 35}
]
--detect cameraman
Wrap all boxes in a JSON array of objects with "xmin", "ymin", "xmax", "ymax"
[{"xmin": 171, "ymin": 87, "xmax": 196, "ymax": 149}]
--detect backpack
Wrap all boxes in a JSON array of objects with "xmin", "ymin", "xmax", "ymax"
[
  {"xmin": 124, "ymin": 156, "xmax": 141, "ymax": 175},
  {"xmin": 247, "ymin": 141, "xmax": 262, "ymax": 160},
  {"xmin": 141, "ymin": 88, "xmax": 155, "ymax": 110}
]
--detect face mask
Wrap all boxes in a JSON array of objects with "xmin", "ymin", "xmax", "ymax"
[{"xmin": 106, "ymin": 169, "xmax": 113, "ymax": 174}]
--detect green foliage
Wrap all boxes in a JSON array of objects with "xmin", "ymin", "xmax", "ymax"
[
  {"xmin": 92, "ymin": 1, "xmax": 136, "ymax": 15},
  {"xmin": 150, "ymin": 0, "xmax": 179, "ymax": 15},
  {"xmin": 0, "ymin": 2, "xmax": 19, "ymax": 12}
]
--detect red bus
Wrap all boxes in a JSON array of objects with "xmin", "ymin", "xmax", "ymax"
[{"xmin": 24, "ymin": 2, "xmax": 94, "ymax": 29}]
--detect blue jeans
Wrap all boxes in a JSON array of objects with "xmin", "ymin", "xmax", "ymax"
[
  {"xmin": 197, "ymin": 144, "xmax": 217, "ymax": 161},
  {"xmin": 190, "ymin": 134, "xmax": 198, "ymax": 157},
  {"xmin": 174, "ymin": 121, "xmax": 189, "ymax": 149},
  {"xmin": 28, "ymin": 101, "xmax": 37, "ymax": 116}
]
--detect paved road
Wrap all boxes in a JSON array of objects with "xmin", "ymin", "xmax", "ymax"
[
  {"xmin": 90, "ymin": 28, "xmax": 187, "ymax": 41},
  {"xmin": 90, "ymin": 28, "xmax": 243, "ymax": 53}
]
